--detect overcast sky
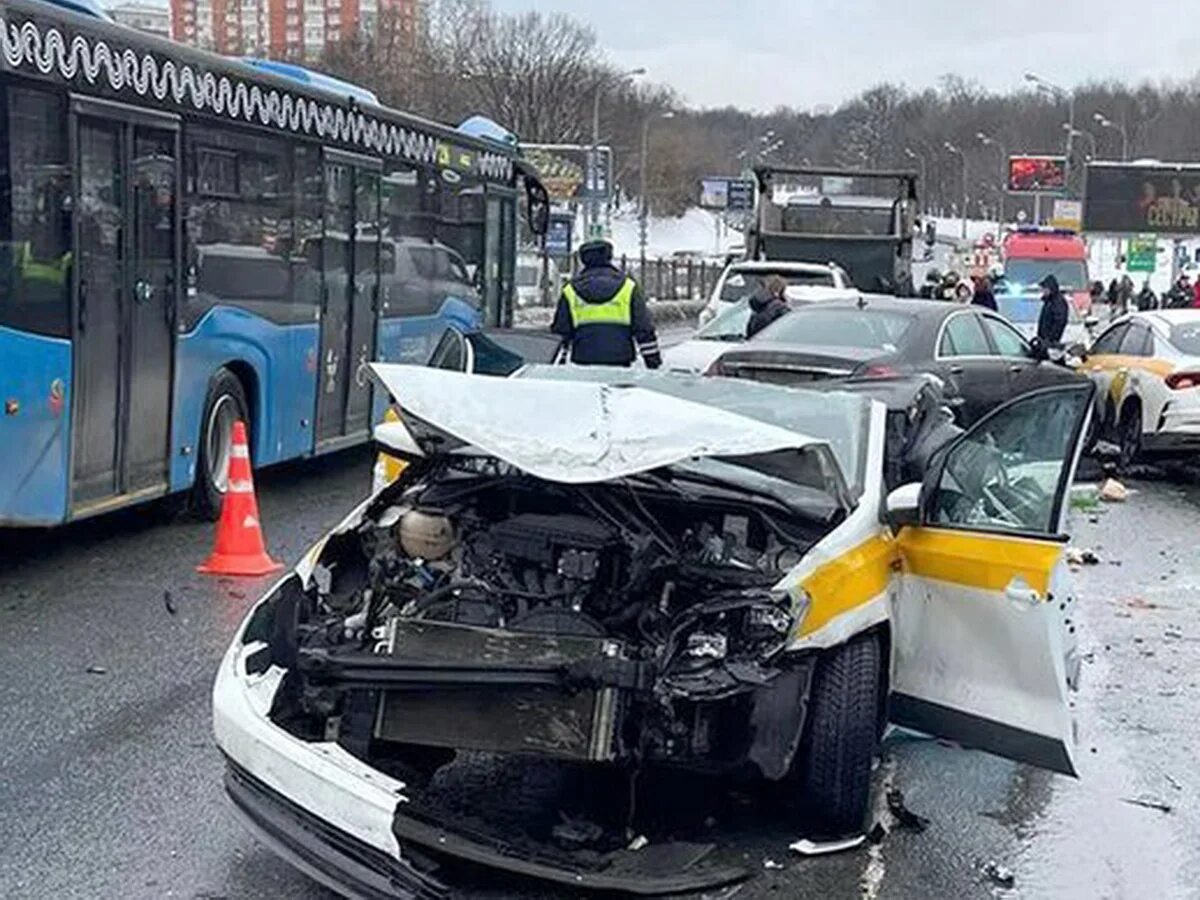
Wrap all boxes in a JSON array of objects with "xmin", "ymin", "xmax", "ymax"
[{"xmin": 492, "ymin": 0, "xmax": 1197, "ymax": 110}]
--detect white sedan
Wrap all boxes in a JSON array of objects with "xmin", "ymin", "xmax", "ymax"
[
  {"xmin": 1083, "ymin": 309, "xmax": 1200, "ymax": 466},
  {"xmin": 698, "ymin": 260, "xmax": 856, "ymax": 325},
  {"xmin": 214, "ymin": 363, "xmax": 1092, "ymax": 897}
]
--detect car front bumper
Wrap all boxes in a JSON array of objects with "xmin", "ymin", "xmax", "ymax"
[
  {"xmin": 214, "ymin": 602, "xmax": 751, "ymax": 897},
  {"xmin": 213, "ymin": 625, "xmax": 439, "ymax": 899}
]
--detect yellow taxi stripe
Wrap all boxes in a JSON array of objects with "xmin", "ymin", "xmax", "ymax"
[
  {"xmin": 799, "ymin": 534, "xmax": 896, "ymax": 636},
  {"xmin": 1087, "ymin": 354, "xmax": 1175, "ymax": 379},
  {"xmin": 896, "ymin": 527, "xmax": 1062, "ymax": 596}
]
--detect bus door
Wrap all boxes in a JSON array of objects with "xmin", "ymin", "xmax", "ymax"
[
  {"xmin": 70, "ymin": 99, "xmax": 179, "ymax": 513},
  {"xmin": 316, "ymin": 150, "xmax": 381, "ymax": 450},
  {"xmin": 481, "ymin": 190, "xmax": 516, "ymax": 327},
  {"xmin": 492, "ymin": 189, "xmax": 518, "ymax": 327}
]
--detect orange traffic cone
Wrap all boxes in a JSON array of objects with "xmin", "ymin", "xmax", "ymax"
[{"xmin": 197, "ymin": 421, "xmax": 283, "ymax": 577}]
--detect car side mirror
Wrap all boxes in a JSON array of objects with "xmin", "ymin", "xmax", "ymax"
[
  {"xmin": 1084, "ymin": 315, "xmax": 1100, "ymax": 330},
  {"xmin": 886, "ymin": 482, "xmax": 922, "ymax": 530},
  {"xmin": 1065, "ymin": 342, "xmax": 1088, "ymax": 362}
]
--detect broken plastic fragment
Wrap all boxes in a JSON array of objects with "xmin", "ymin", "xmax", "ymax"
[
  {"xmin": 1099, "ymin": 479, "xmax": 1128, "ymax": 503},
  {"xmin": 628, "ymin": 835, "xmax": 649, "ymax": 852},
  {"xmin": 788, "ymin": 835, "xmax": 866, "ymax": 856},
  {"xmin": 763, "ymin": 859, "xmax": 784, "ymax": 870},
  {"xmin": 982, "ymin": 861, "xmax": 1015, "ymax": 888}
]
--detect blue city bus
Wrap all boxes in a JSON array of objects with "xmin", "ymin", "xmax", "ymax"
[{"xmin": 0, "ymin": 0, "xmax": 549, "ymax": 525}]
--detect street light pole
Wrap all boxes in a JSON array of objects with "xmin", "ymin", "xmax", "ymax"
[
  {"xmin": 1064, "ymin": 123, "xmax": 1097, "ymax": 174},
  {"xmin": 1026, "ymin": 72, "xmax": 1076, "ymax": 192},
  {"xmin": 1094, "ymin": 112, "xmax": 1129, "ymax": 161},
  {"xmin": 977, "ymin": 131, "xmax": 1007, "ymax": 237},
  {"xmin": 589, "ymin": 66, "xmax": 645, "ymax": 238},
  {"xmin": 945, "ymin": 141, "xmax": 967, "ymax": 240},
  {"xmin": 639, "ymin": 111, "xmax": 674, "ymax": 273}
]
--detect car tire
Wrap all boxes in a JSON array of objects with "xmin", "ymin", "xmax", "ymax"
[
  {"xmin": 793, "ymin": 632, "xmax": 883, "ymax": 837},
  {"xmin": 192, "ymin": 368, "xmax": 250, "ymax": 521},
  {"xmin": 1117, "ymin": 402, "xmax": 1142, "ymax": 472}
]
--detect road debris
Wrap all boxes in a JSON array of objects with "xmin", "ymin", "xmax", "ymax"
[
  {"xmin": 886, "ymin": 788, "xmax": 930, "ymax": 833},
  {"xmin": 1121, "ymin": 797, "xmax": 1173, "ymax": 814},
  {"xmin": 627, "ymin": 834, "xmax": 649, "ymax": 852},
  {"xmin": 1099, "ymin": 478, "xmax": 1129, "ymax": 503},
  {"xmin": 763, "ymin": 858, "xmax": 784, "ymax": 870},
  {"xmin": 162, "ymin": 589, "xmax": 177, "ymax": 615},
  {"xmin": 550, "ymin": 815, "xmax": 604, "ymax": 850},
  {"xmin": 86, "ymin": 665, "xmax": 107, "ymax": 675},
  {"xmin": 1069, "ymin": 484, "xmax": 1100, "ymax": 509},
  {"xmin": 1066, "ymin": 547, "xmax": 1101, "ymax": 566},
  {"xmin": 788, "ymin": 835, "xmax": 867, "ymax": 856},
  {"xmin": 982, "ymin": 861, "xmax": 1015, "ymax": 888}
]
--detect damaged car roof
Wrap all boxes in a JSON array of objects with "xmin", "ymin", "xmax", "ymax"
[{"xmin": 369, "ymin": 364, "xmax": 866, "ymax": 486}]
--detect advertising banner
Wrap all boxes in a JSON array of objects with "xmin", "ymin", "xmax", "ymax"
[
  {"xmin": 1084, "ymin": 163, "xmax": 1200, "ymax": 235},
  {"xmin": 1008, "ymin": 156, "xmax": 1067, "ymax": 194},
  {"xmin": 523, "ymin": 144, "xmax": 613, "ymax": 202}
]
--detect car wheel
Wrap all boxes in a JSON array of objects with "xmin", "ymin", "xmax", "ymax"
[
  {"xmin": 793, "ymin": 632, "xmax": 883, "ymax": 837},
  {"xmin": 1118, "ymin": 402, "xmax": 1142, "ymax": 472},
  {"xmin": 192, "ymin": 368, "xmax": 250, "ymax": 521}
]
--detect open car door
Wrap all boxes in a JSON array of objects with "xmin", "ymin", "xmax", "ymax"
[{"xmin": 891, "ymin": 382, "xmax": 1095, "ymax": 776}]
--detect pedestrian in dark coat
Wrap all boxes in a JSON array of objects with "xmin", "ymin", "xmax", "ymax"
[
  {"xmin": 1037, "ymin": 274, "xmax": 1069, "ymax": 345},
  {"xmin": 746, "ymin": 275, "xmax": 790, "ymax": 338},
  {"xmin": 971, "ymin": 277, "xmax": 998, "ymax": 311}
]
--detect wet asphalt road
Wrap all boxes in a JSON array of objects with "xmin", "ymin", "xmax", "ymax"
[{"xmin": 3, "ymin": 453, "xmax": 1200, "ymax": 897}]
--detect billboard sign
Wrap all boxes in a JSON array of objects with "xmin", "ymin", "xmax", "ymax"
[
  {"xmin": 1051, "ymin": 199, "xmax": 1083, "ymax": 231},
  {"xmin": 700, "ymin": 177, "xmax": 755, "ymax": 211},
  {"xmin": 700, "ymin": 177, "xmax": 730, "ymax": 210},
  {"xmin": 1125, "ymin": 235, "xmax": 1158, "ymax": 273},
  {"xmin": 545, "ymin": 214, "xmax": 574, "ymax": 257},
  {"xmin": 1084, "ymin": 163, "xmax": 1200, "ymax": 235},
  {"xmin": 1008, "ymin": 155, "xmax": 1067, "ymax": 194},
  {"xmin": 523, "ymin": 144, "xmax": 613, "ymax": 202}
]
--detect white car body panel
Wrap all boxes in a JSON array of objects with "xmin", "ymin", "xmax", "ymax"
[
  {"xmin": 661, "ymin": 339, "xmax": 731, "ymax": 373},
  {"xmin": 369, "ymin": 364, "xmax": 827, "ymax": 484}
]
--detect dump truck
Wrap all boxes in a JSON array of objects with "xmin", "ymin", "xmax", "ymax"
[{"xmin": 749, "ymin": 165, "xmax": 919, "ymax": 296}]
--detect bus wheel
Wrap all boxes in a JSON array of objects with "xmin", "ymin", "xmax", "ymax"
[{"xmin": 192, "ymin": 369, "xmax": 250, "ymax": 521}]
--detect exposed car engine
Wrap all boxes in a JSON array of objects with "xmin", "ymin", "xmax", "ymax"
[{"xmin": 276, "ymin": 457, "xmax": 832, "ymax": 777}]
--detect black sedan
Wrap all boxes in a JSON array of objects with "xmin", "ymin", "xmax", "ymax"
[{"xmin": 710, "ymin": 295, "xmax": 1086, "ymax": 425}]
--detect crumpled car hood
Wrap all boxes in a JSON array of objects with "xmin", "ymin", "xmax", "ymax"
[{"xmin": 369, "ymin": 364, "xmax": 828, "ymax": 485}]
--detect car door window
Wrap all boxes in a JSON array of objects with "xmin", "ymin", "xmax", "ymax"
[
  {"xmin": 939, "ymin": 313, "xmax": 991, "ymax": 357},
  {"xmin": 1118, "ymin": 324, "xmax": 1153, "ymax": 357},
  {"xmin": 1090, "ymin": 323, "xmax": 1128, "ymax": 355},
  {"xmin": 982, "ymin": 316, "xmax": 1029, "ymax": 358},
  {"xmin": 926, "ymin": 387, "xmax": 1092, "ymax": 535}
]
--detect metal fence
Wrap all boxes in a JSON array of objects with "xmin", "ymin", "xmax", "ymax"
[{"xmin": 523, "ymin": 256, "xmax": 722, "ymax": 307}]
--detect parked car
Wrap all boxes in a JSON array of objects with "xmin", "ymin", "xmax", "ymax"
[
  {"xmin": 1082, "ymin": 310, "xmax": 1200, "ymax": 466},
  {"xmin": 215, "ymin": 363, "xmax": 1090, "ymax": 896},
  {"xmin": 710, "ymin": 296, "xmax": 1087, "ymax": 426},
  {"xmin": 515, "ymin": 251, "xmax": 561, "ymax": 308},
  {"xmin": 698, "ymin": 260, "xmax": 855, "ymax": 325}
]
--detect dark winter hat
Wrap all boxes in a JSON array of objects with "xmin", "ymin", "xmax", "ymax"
[
  {"xmin": 579, "ymin": 239, "xmax": 614, "ymax": 268},
  {"xmin": 1040, "ymin": 274, "xmax": 1060, "ymax": 292}
]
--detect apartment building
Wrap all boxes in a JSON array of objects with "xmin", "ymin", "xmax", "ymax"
[{"xmin": 169, "ymin": 0, "xmax": 417, "ymax": 59}]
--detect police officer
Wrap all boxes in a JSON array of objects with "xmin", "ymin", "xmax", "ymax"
[{"xmin": 552, "ymin": 239, "xmax": 661, "ymax": 368}]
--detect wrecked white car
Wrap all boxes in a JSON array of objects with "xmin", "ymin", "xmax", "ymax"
[{"xmin": 213, "ymin": 366, "xmax": 1092, "ymax": 897}]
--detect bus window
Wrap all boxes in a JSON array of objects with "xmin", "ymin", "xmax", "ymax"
[
  {"xmin": 183, "ymin": 126, "xmax": 295, "ymax": 328},
  {"xmin": 0, "ymin": 85, "xmax": 71, "ymax": 338}
]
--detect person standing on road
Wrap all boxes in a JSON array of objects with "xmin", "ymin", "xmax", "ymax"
[
  {"xmin": 971, "ymin": 276, "xmax": 998, "ymax": 311},
  {"xmin": 746, "ymin": 274, "xmax": 791, "ymax": 338},
  {"xmin": 1136, "ymin": 279, "xmax": 1159, "ymax": 311},
  {"xmin": 552, "ymin": 239, "xmax": 661, "ymax": 368},
  {"xmin": 1037, "ymin": 274, "xmax": 1069, "ymax": 346}
]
